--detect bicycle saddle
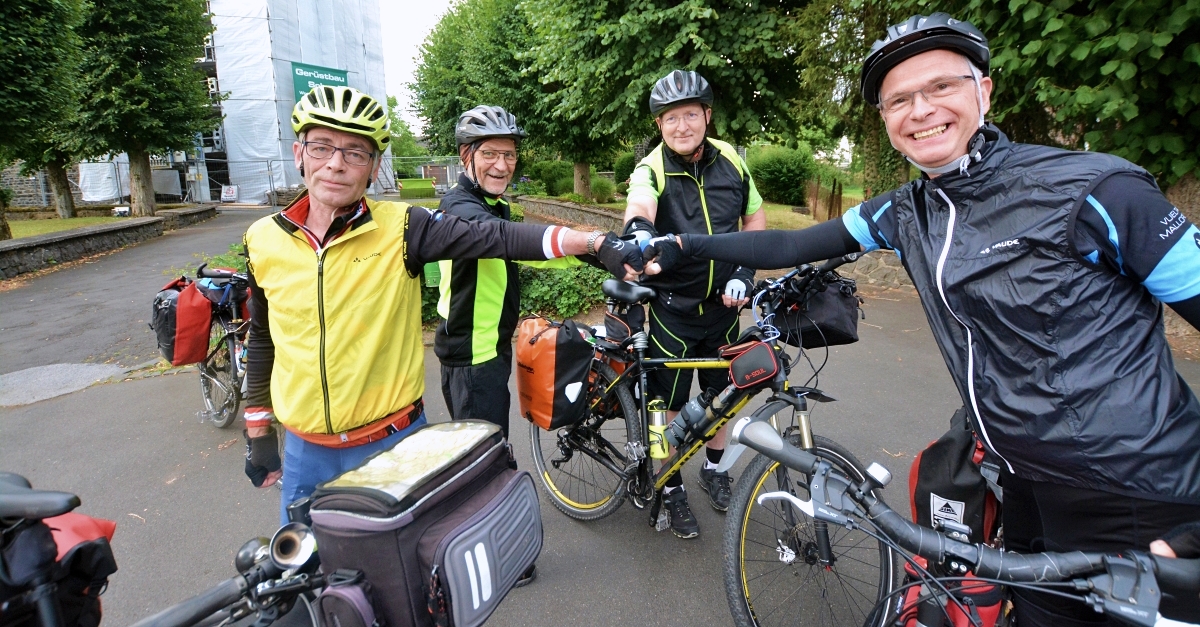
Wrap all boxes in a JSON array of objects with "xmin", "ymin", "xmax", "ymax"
[
  {"xmin": 0, "ymin": 473, "xmax": 81, "ymax": 520},
  {"xmin": 602, "ymin": 279, "xmax": 656, "ymax": 304}
]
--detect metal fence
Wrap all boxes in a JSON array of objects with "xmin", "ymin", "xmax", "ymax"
[{"xmin": 68, "ymin": 155, "xmax": 464, "ymax": 208}]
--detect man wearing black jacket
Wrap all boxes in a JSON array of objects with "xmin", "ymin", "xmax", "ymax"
[{"xmin": 645, "ymin": 14, "xmax": 1200, "ymax": 625}]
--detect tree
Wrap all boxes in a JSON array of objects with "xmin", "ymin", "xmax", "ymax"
[
  {"xmin": 411, "ymin": 0, "xmax": 626, "ymax": 197},
  {"xmin": 386, "ymin": 96, "xmax": 427, "ymax": 178},
  {"xmin": 924, "ymin": 0, "xmax": 1200, "ymax": 188},
  {"xmin": 0, "ymin": 0, "xmax": 84, "ymax": 234},
  {"xmin": 73, "ymin": 0, "xmax": 217, "ymax": 216}
]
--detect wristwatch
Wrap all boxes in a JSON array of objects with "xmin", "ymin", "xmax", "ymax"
[{"xmin": 585, "ymin": 230, "xmax": 604, "ymax": 255}]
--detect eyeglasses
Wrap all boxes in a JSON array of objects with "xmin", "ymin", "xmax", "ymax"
[
  {"xmin": 476, "ymin": 149, "xmax": 518, "ymax": 164},
  {"xmin": 660, "ymin": 110, "xmax": 704, "ymax": 127},
  {"xmin": 878, "ymin": 75, "xmax": 976, "ymax": 116},
  {"xmin": 303, "ymin": 141, "xmax": 376, "ymax": 167}
]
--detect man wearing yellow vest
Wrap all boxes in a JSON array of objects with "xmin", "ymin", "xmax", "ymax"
[
  {"xmin": 240, "ymin": 86, "xmax": 644, "ymax": 522},
  {"xmin": 624, "ymin": 70, "xmax": 764, "ymax": 539}
]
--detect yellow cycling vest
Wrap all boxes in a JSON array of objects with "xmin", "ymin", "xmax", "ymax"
[{"xmin": 244, "ymin": 197, "xmax": 424, "ymax": 435}]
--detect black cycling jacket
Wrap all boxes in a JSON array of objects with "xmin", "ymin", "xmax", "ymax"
[{"xmin": 684, "ymin": 126, "xmax": 1200, "ymax": 502}]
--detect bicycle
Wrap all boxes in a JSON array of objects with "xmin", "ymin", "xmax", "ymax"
[
  {"xmin": 195, "ymin": 263, "xmax": 250, "ymax": 430},
  {"xmin": 727, "ymin": 415, "xmax": 1200, "ymax": 627},
  {"xmin": 528, "ymin": 255, "xmax": 897, "ymax": 619},
  {"xmin": 0, "ymin": 471, "xmax": 321, "ymax": 627}
]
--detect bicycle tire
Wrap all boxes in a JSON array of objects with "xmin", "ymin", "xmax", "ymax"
[
  {"xmin": 529, "ymin": 361, "xmax": 637, "ymax": 521},
  {"xmin": 199, "ymin": 318, "xmax": 240, "ymax": 429},
  {"xmin": 724, "ymin": 425, "xmax": 897, "ymax": 627}
]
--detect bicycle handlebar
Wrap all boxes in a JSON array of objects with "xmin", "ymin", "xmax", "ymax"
[
  {"xmin": 128, "ymin": 562, "xmax": 280, "ymax": 627},
  {"xmin": 728, "ymin": 416, "xmax": 1200, "ymax": 590},
  {"xmin": 196, "ymin": 263, "xmax": 248, "ymax": 282}
]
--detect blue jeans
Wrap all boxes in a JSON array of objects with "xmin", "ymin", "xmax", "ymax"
[{"xmin": 279, "ymin": 412, "xmax": 427, "ymax": 523}]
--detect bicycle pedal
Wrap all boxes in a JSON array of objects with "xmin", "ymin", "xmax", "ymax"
[
  {"xmin": 654, "ymin": 508, "xmax": 670, "ymax": 532},
  {"xmin": 196, "ymin": 410, "xmax": 217, "ymax": 424}
]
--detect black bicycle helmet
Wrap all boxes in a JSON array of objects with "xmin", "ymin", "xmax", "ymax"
[
  {"xmin": 648, "ymin": 70, "xmax": 714, "ymax": 116},
  {"xmin": 454, "ymin": 105, "xmax": 527, "ymax": 146},
  {"xmin": 860, "ymin": 13, "xmax": 990, "ymax": 107}
]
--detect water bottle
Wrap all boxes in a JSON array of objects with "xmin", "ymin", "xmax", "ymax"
[
  {"xmin": 647, "ymin": 397, "xmax": 669, "ymax": 459},
  {"xmin": 665, "ymin": 389, "xmax": 715, "ymax": 448}
]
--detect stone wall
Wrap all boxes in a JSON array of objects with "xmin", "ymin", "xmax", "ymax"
[
  {"xmin": 0, "ymin": 218, "xmax": 164, "ymax": 279},
  {"xmin": 514, "ymin": 196, "xmax": 622, "ymax": 231},
  {"xmin": 157, "ymin": 205, "xmax": 217, "ymax": 230}
]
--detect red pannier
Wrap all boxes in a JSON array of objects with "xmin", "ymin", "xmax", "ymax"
[{"xmin": 150, "ymin": 277, "xmax": 212, "ymax": 366}]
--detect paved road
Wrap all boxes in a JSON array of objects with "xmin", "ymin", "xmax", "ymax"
[
  {"xmin": 1, "ymin": 215, "xmax": 1198, "ymax": 626},
  {"xmin": 0, "ymin": 209, "xmax": 266, "ymax": 376}
]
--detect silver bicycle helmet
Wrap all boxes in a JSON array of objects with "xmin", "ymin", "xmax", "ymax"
[
  {"xmin": 454, "ymin": 105, "xmax": 527, "ymax": 146},
  {"xmin": 860, "ymin": 13, "xmax": 990, "ymax": 107},
  {"xmin": 648, "ymin": 70, "xmax": 714, "ymax": 116}
]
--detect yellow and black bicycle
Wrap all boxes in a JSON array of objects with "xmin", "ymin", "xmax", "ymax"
[{"xmin": 528, "ymin": 255, "xmax": 898, "ymax": 626}]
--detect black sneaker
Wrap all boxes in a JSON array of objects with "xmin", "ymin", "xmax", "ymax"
[
  {"xmin": 513, "ymin": 564, "xmax": 537, "ymax": 588},
  {"xmin": 698, "ymin": 466, "xmax": 733, "ymax": 512},
  {"xmin": 662, "ymin": 489, "xmax": 700, "ymax": 539}
]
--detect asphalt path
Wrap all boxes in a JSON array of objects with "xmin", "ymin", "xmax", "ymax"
[
  {"xmin": 1, "ymin": 214, "xmax": 1198, "ymax": 626},
  {"xmin": 0, "ymin": 208, "xmax": 267, "ymax": 376}
]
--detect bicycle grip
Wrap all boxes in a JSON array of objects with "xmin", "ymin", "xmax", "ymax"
[
  {"xmin": 127, "ymin": 575, "xmax": 247, "ymax": 627},
  {"xmin": 1153, "ymin": 555, "xmax": 1200, "ymax": 592},
  {"xmin": 729, "ymin": 418, "xmax": 819, "ymax": 473}
]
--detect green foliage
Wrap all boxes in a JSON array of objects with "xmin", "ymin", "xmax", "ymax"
[
  {"xmin": 0, "ymin": 0, "xmax": 82, "ymax": 171},
  {"xmin": 926, "ymin": 0, "xmax": 1200, "ymax": 185},
  {"xmin": 590, "ymin": 177, "xmax": 615, "ymax": 204},
  {"xmin": 512, "ymin": 178, "xmax": 545, "ymax": 195},
  {"xmin": 524, "ymin": 160, "xmax": 575, "ymax": 193},
  {"xmin": 0, "ymin": 186, "xmax": 11, "ymax": 207},
  {"xmin": 386, "ymin": 96, "xmax": 427, "ymax": 160},
  {"xmin": 206, "ymin": 242, "xmax": 249, "ymax": 273},
  {"xmin": 553, "ymin": 177, "xmax": 576, "ymax": 197},
  {"xmin": 522, "ymin": 0, "xmax": 805, "ymax": 147},
  {"xmin": 615, "ymin": 181, "xmax": 629, "ymax": 195},
  {"xmin": 421, "ymin": 284, "xmax": 440, "ymax": 324},
  {"xmin": 748, "ymin": 145, "xmax": 817, "ymax": 206},
  {"xmin": 73, "ymin": 0, "xmax": 217, "ymax": 159},
  {"xmin": 559, "ymin": 192, "xmax": 587, "ymax": 203},
  {"xmin": 613, "ymin": 152, "xmax": 636, "ymax": 184},
  {"xmin": 518, "ymin": 263, "xmax": 608, "ymax": 317}
]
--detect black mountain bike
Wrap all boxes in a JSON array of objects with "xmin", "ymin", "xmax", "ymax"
[
  {"xmin": 529, "ymin": 256, "xmax": 897, "ymax": 621},
  {"xmin": 727, "ymin": 416, "xmax": 1200, "ymax": 627}
]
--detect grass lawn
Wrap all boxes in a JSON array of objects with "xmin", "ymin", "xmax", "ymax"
[{"xmin": 9, "ymin": 217, "xmax": 125, "ymax": 239}]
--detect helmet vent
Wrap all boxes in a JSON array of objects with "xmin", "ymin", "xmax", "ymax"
[
  {"xmin": 352, "ymin": 97, "xmax": 370, "ymax": 119},
  {"xmin": 341, "ymin": 89, "xmax": 352, "ymax": 113}
]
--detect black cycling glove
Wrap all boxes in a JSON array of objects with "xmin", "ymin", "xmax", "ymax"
[
  {"xmin": 642, "ymin": 235, "xmax": 683, "ymax": 274},
  {"xmin": 1162, "ymin": 521, "xmax": 1200, "ymax": 558},
  {"xmin": 595, "ymin": 232, "xmax": 644, "ymax": 278},
  {"xmin": 244, "ymin": 427, "xmax": 281, "ymax": 488}
]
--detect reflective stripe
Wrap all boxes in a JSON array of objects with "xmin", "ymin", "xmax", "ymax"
[{"xmin": 932, "ymin": 188, "xmax": 1013, "ymax": 473}]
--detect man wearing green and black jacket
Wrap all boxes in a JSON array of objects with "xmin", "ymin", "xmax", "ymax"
[{"xmin": 435, "ymin": 106, "xmax": 584, "ymax": 441}]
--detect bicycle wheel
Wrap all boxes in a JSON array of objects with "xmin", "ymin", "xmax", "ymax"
[
  {"xmin": 529, "ymin": 361, "xmax": 637, "ymax": 520},
  {"xmin": 725, "ymin": 432, "xmax": 897, "ymax": 627},
  {"xmin": 199, "ymin": 317, "xmax": 240, "ymax": 429}
]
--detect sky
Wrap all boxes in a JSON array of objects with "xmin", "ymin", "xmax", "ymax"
[{"xmin": 378, "ymin": 0, "xmax": 457, "ymax": 131}]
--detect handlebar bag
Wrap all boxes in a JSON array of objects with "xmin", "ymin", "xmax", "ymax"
[
  {"xmin": 514, "ymin": 316, "xmax": 595, "ymax": 430},
  {"xmin": 149, "ymin": 277, "xmax": 211, "ymax": 366},
  {"xmin": 895, "ymin": 556, "xmax": 1004, "ymax": 627},
  {"xmin": 310, "ymin": 421, "xmax": 542, "ymax": 627},
  {"xmin": 778, "ymin": 274, "xmax": 863, "ymax": 349}
]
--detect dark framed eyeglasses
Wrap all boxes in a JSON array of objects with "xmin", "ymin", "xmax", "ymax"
[{"xmin": 302, "ymin": 141, "xmax": 376, "ymax": 167}]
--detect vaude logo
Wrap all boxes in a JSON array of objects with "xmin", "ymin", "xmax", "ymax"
[
  {"xmin": 352, "ymin": 252, "xmax": 380, "ymax": 262},
  {"xmin": 979, "ymin": 239, "xmax": 1020, "ymax": 255}
]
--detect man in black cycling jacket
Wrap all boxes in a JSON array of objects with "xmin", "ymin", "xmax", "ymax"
[{"xmin": 644, "ymin": 13, "xmax": 1200, "ymax": 625}]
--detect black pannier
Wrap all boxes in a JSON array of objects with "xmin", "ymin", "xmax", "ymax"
[{"xmin": 309, "ymin": 421, "xmax": 542, "ymax": 627}]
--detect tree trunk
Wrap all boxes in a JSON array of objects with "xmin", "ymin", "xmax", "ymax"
[
  {"xmin": 0, "ymin": 194, "xmax": 12, "ymax": 241},
  {"xmin": 573, "ymin": 162, "xmax": 591, "ymax": 198},
  {"xmin": 128, "ymin": 148, "xmax": 157, "ymax": 216},
  {"xmin": 45, "ymin": 160, "xmax": 76, "ymax": 219}
]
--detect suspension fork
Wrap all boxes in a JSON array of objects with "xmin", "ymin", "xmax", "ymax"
[{"xmin": 788, "ymin": 395, "xmax": 835, "ymax": 565}]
